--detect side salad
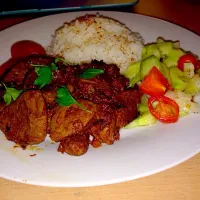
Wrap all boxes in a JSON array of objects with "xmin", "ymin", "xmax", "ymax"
[{"xmin": 124, "ymin": 38, "xmax": 200, "ymax": 128}]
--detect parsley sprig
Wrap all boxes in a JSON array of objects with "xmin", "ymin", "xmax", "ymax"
[
  {"xmin": 31, "ymin": 62, "xmax": 58, "ymax": 89},
  {"xmin": 80, "ymin": 68, "xmax": 104, "ymax": 79},
  {"xmin": 2, "ymin": 82, "xmax": 23, "ymax": 105},
  {"xmin": 56, "ymin": 86, "xmax": 90, "ymax": 112}
]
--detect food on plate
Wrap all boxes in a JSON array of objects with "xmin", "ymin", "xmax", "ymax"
[
  {"xmin": 125, "ymin": 37, "xmax": 200, "ymax": 127},
  {"xmin": 0, "ymin": 90, "xmax": 47, "ymax": 146},
  {"xmin": 47, "ymin": 14, "xmax": 144, "ymax": 73},
  {"xmin": 0, "ymin": 53, "xmax": 142, "ymax": 156},
  {"xmin": 139, "ymin": 67, "xmax": 168, "ymax": 96},
  {"xmin": 58, "ymin": 133, "xmax": 89, "ymax": 156},
  {"xmin": 49, "ymin": 100, "xmax": 97, "ymax": 142},
  {"xmin": 0, "ymin": 14, "xmax": 200, "ymax": 156},
  {"xmin": 148, "ymin": 96, "xmax": 179, "ymax": 123}
]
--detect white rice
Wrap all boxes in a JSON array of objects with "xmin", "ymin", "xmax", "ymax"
[{"xmin": 47, "ymin": 14, "xmax": 144, "ymax": 73}]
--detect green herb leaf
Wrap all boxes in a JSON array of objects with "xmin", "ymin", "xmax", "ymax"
[
  {"xmin": 50, "ymin": 63, "xmax": 58, "ymax": 71},
  {"xmin": 34, "ymin": 67, "xmax": 52, "ymax": 89},
  {"xmin": 55, "ymin": 57, "xmax": 67, "ymax": 64},
  {"xmin": 2, "ymin": 83, "xmax": 23, "ymax": 105},
  {"xmin": 80, "ymin": 68, "xmax": 104, "ymax": 79},
  {"xmin": 35, "ymin": 67, "xmax": 40, "ymax": 73},
  {"xmin": 56, "ymin": 86, "xmax": 90, "ymax": 112},
  {"xmin": 3, "ymin": 93, "xmax": 12, "ymax": 105},
  {"xmin": 32, "ymin": 62, "xmax": 58, "ymax": 89}
]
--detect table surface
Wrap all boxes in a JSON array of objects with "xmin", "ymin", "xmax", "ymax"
[{"xmin": 0, "ymin": 0, "xmax": 200, "ymax": 199}]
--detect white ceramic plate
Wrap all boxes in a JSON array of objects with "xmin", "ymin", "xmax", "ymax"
[{"xmin": 0, "ymin": 11, "xmax": 200, "ymax": 187}]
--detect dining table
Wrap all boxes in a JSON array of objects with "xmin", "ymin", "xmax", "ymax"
[{"xmin": 0, "ymin": 0, "xmax": 200, "ymax": 199}]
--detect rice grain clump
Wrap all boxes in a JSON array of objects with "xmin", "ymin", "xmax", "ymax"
[{"xmin": 47, "ymin": 14, "xmax": 144, "ymax": 72}]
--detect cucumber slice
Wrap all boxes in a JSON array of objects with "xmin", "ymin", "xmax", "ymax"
[
  {"xmin": 125, "ymin": 112, "xmax": 156, "ymax": 128},
  {"xmin": 157, "ymin": 42, "xmax": 173, "ymax": 55},
  {"xmin": 162, "ymin": 63, "xmax": 171, "ymax": 84},
  {"xmin": 156, "ymin": 37, "xmax": 165, "ymax": 44},
  {"xmin": 184, "ymin": 74, "xmax": 200, "ymax": 95},
  {"xmin": 163, "ymin": 49, "xmax": 185, "ymax": 68},
  {"xmin": 124, "ymin": 61, "xmax": 141, "ymax": 79},
  {"xmin": 138, "ymin": 103, "xmax": 149, "ymax": 113},
  {"xmin": 141, "ymin": 94, "xmax": 148, "ymax": 105},
  {"xmin": 140, "ymin": 55, "xmax": 163, "ymax": 80},
  {"xmin": 142, "ymin": 44, "xmax": 161, "ymax": 59},
  {"xmin": 169, "ymin": 66, "xmax": 188, "ymax": 91},
  {"xmin": 124, "ymin": 61, "xmax": 141, "ymax": 87}
]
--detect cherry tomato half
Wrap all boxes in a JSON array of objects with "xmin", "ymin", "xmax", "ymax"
[
  {"xmin": 139, "ymin": 67, "xmax": 168, "ymax": 96},
  {"xmin": 178, "ymin": 54, "xmax": 197, "ymax": 71},
  {"xmin": 11, "ymin": 40, "xmax": 46, "ymax": 58},
  {"xmin": 148, "ymin": 96, "xmax": 179, "ymax": 123}
]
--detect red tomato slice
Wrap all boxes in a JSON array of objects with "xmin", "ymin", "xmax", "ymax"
[
  {"xmin": 178, "ymin": 54, "xmax": 197, "ymax": 71},
  {"xmin": 139, "ymin": 67, "xmax": 168, "ymax": 96},
  {"xmin": 11, "ymin": 40, "xmax": 46, "ymax": 58},
  {"xmin": 148, "ymin": 96, "xmax": 179, "ymax": 123}
]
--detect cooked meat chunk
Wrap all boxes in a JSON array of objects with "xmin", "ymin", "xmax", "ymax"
[
  {"xmin": 58, "ymin": 133, "xmax": 89, "ymax": 156},
  {"xmin": 42, "ymin": 89, "xmax": 58, "ymax": 133},
  {"xmin": 0, "ymin": 88, "xmax": 6, "ymax": 112},
  {"xmin": 23, "ymin": 69, "xmax": 38, "ymax": 89},
  {"xmin": 71, "ymin": 62, "xmax": 129, "ymax": 106},
  {"xmin": 117, "ymin": 89, "xmax": 142, "ymax": 107},
  {"xmin": 73, "ymin": 78, "xmax": 120, "ymax": 106},
  {"xmin": 26, "ymin": 55, "xmax": 54, "ymax": 66},
  {"xmin": 2, "ymin": 55, "xmax": 54, "ymax": 87},
  {"xmin": 0, "ymin": 54, "xmax": 142, "ymax": 156},
  {"xmin": 42, "ymin": 89, "xmax": 57, "ymax": 105},
  {"xmin": 116, "ymin": 89, "xmax": 142, "ymax": 127},
  {"xmin": 0, "ymin": 90, "xmax": 47, "ymax": 146},
  {"xmin": 2, "ymin": 60, "xmax": 27, "ymax": 86},
  {"xmin": 86, "ymin": 104, "xmax": 117, "ymax": 147},
  {"xmin": 85, "ymin": 89, "xmax": 142, "ymax": 148},
  {"xmin": 0, "ymin": 102, "xmax": 6, "ymax": 113},
  {"xmin": 50, "ymin": 100, "xmax": 97, "ymax": 142}
]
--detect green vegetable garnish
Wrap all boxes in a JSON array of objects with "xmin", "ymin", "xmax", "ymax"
[
  {"xmin": 2, "ymin": 82, "xmax": 23, "ymax": 105},
  {"xmin": 31, "ymin": 63, "xmax": 58, "ymax": 89},
  {"xmin": 50, "ymin": 62, "xmax": 58, "ymax": 71},
  {"xmin": 80, "ymin": 68, "xmax": 104, "ymax": 79},
  {"xmin": 34, "ymin": 67, "xmax": 52, "ymax": 89},
  {"xmin": 56, "ymin": 86, "xmax": 90, "ymax": 112}
]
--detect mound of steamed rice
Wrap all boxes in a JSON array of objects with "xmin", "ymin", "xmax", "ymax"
[{"xmin": 47, "ymin": 14, "xmax": 144, "ymax": 72}]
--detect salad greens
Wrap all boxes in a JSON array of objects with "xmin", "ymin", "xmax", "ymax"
[{"xmin": 125, "ymin": 37, "xmax": 200, "ymax": 128}]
